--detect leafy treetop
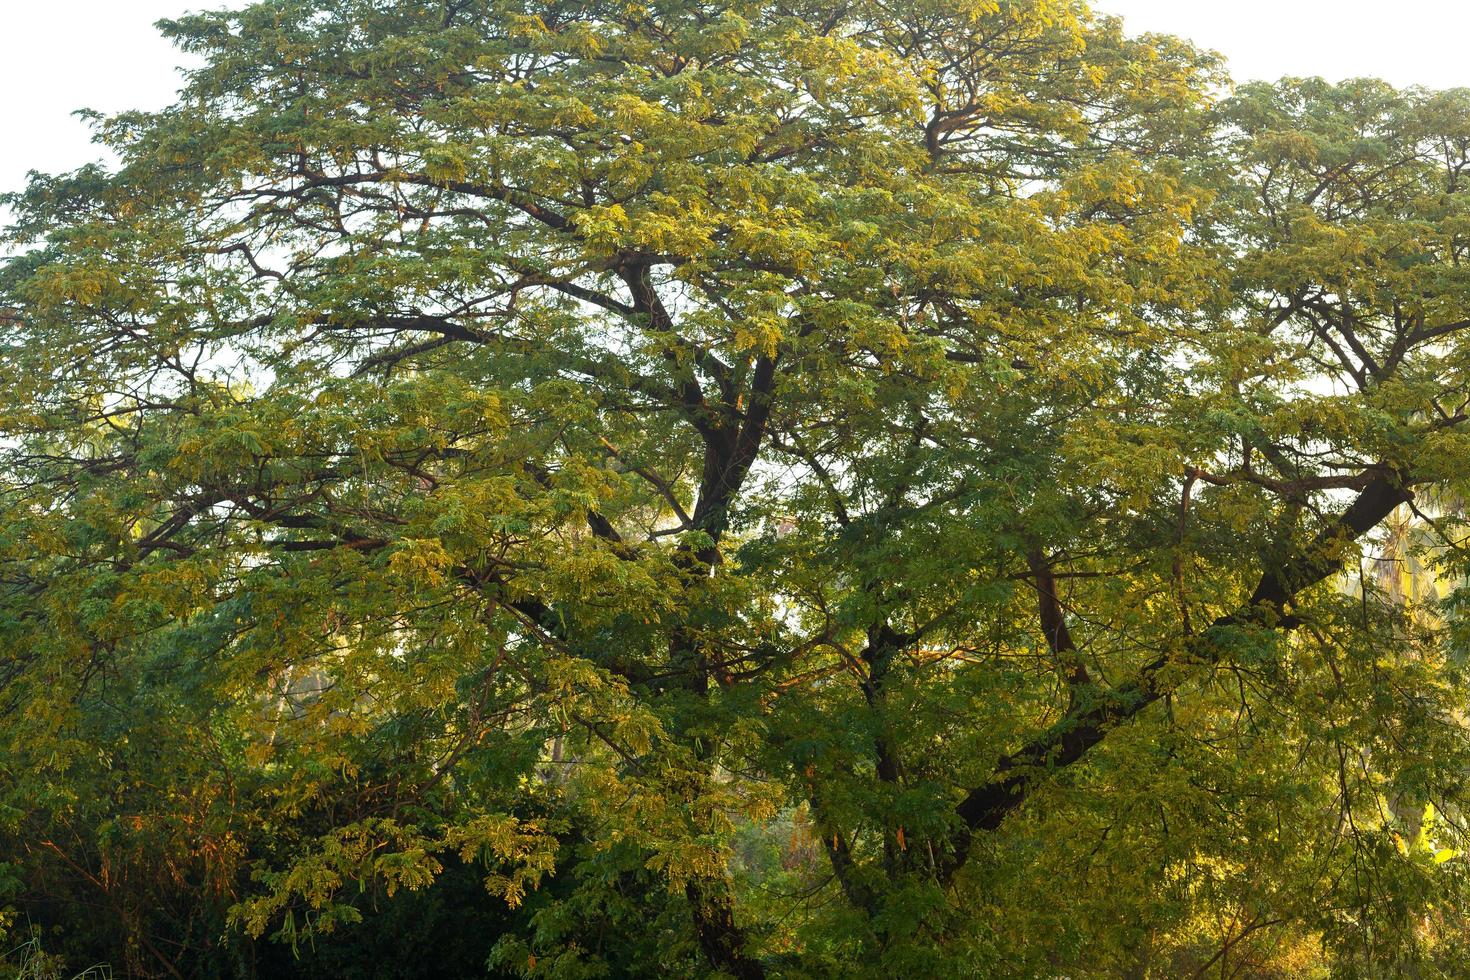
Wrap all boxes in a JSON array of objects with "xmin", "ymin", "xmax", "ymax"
[{"xmin": 5, "ymin": 1, "xmax": 1470, "ymax": 976}]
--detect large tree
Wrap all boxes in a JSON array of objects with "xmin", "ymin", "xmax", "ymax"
[{"xmin": 4, "ymin": 0, "xmax": 1470, "ymax": 975}]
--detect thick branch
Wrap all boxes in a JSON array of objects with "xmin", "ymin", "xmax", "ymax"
[{"xmin": 944, "ymin": 469, "xmax": 1413, "ymax": 877}]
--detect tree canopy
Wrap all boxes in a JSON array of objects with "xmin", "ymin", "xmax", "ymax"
[{"xmin": 4, "ymin": 0, "xmax": 1470, "ymax": 976}]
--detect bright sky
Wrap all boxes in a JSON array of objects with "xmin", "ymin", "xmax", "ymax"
[
  {"xmin": 1, "ymin": 0, "xmax": 1469, "ymax": 198},
  {"xmin": 1110, "ymin": 0, "xmax": 1470, "ymax": 90}
]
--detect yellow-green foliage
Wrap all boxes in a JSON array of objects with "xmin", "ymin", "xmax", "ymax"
[{"xmin": 3, "ymin": 2, "xmax": 1470, "ymax": 977}]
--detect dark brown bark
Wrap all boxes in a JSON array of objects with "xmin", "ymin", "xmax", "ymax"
[{"xmin": 686, "ymin": 879, "xmax": 766, "ymax": 980}]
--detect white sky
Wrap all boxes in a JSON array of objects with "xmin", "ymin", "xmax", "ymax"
[{"xmin": 1, "ymin": 0, "xmax": 1468, "ymax": 199}]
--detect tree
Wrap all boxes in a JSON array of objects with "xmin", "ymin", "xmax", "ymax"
[{"xmin": 3, "ymin": 0, "xmax": 1470, "ymax": 975}]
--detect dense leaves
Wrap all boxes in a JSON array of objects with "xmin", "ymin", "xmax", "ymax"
[{"xmin": 4, "ymin": 0, "xmax": 1470, "ymax": 976}]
